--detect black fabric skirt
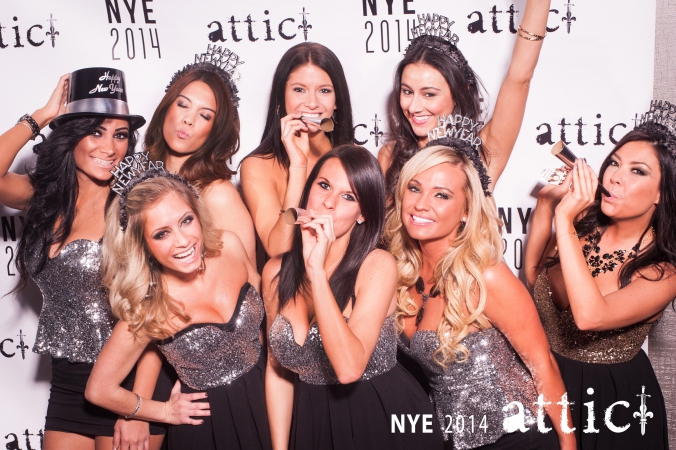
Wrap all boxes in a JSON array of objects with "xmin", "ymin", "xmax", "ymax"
[
  {"xmin": 45, "ymin": 357, "xmax": 172, "ymax": 436},
  {"xmin": 554, "ymin": 350, "xmax": 669, "ymax": 450},
  {"xmin": 166, "ymin": 352, "xmax": 271, "ymax": 450},
  {"xmin": 289, "ymin": 362, "xmax": 443, "ymax": 450}
]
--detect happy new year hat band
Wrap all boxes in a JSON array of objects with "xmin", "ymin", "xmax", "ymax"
[
  {"xmin": 637, "ymin": 100, "xmax": 676, "ymax": 136},
  {"xmin": 50, "ymin": 67, "xmax": 146, "ymax": 130},
  {"xmin": 426, "ymin": 114, "xmax": 492, "ymax": 196}
]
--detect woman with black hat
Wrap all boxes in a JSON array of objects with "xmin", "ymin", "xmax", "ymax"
[{"xmin": 0, "ymin": 69, "xmax": 168, "ymax": 450}]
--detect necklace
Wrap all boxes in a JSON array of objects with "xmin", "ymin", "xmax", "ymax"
[
  {"xmin": 414, "ymin": 277, "xmax": 440, "ymax": 326},
  {"xmin": 582, "ymin": 227, "xmax": 654, "ymax": 277}
]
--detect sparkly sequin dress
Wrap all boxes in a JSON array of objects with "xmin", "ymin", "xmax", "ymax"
[
  {"xmin": 30, "ymin": 239, "xmax": 169, "ymax": 436},
  {"xmin": 533, "ymin": 270, "xmax": 669, "ymax": 449},
  {"xmin": 399, "ymin": 326, "xmax": 558, "ymax": 450},
  {"xmin": 156, "ymin": 282, "xmax": 271, "ymax": 450},
  {"xmin": 269, "ymin": 314, "xmax": 443, "ymax": 450}
]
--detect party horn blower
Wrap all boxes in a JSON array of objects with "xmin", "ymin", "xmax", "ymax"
[
  {"xmin": 283, "ymin": 207, "xmax": 312, "ymax": 225},
  {"xmin": 551, "ymin": 141, "xmax": 611, "ymax": 197},
  {"xmin": 301, "ymin": 116, "xmax": 335, "ymax": 132}
]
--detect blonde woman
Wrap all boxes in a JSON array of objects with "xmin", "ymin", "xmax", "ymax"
[
  {"xmin": 86, "ymin": 173, "xmax": 271, "ymax": 450},
  {"xmin": 386, "ymin": 142, "xmax": 575, "ymax": 449}
]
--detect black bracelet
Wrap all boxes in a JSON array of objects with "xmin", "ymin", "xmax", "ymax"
[{"xmin": 17, "ymin": 114, "xmax": 41, "ymax": 140}]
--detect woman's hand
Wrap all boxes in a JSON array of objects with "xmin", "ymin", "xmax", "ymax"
[
  {"xmin": 537, "ymin": 167, "xmax": 571, "ymax": 207},
  {"xmin": 555, "ymin": 160, "xmax": 598, "ymax": 226},
  {"xmin": 300, "ymin": 212, "xmax": 335, "ymax": 274},
  {"xmin": 113, "ymin": 417, "xmax": 150, "ymax": 450},
  {"xmin": 163, "ymin": 380, "xmax": 210, "ymax": 425},
  {"xmin": 280, "ymin": 114, "xmax": 311, "ymax": 167},
  {"xmin": 33, "ymin": 73, "xmax": 70, "ymax": 128}
]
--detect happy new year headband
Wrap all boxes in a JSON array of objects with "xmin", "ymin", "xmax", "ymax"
[
  {"xmin": 166, "ymin": 45, "xmax": 244, "ymax": 115},
  {"xmin": 425, "ymin": 114, "xmax": 491, "ymax": 196},
  {"xmin": 406, "ymin": 13, "xmax": 476, "ymax": 87},
  {"xmin": 110, "ymin": 152, "xmax": 199, "ymax": 231}
]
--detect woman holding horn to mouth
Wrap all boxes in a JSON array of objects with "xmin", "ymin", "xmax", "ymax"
[
  {"xmin": 524, "ymin": 101, "xmax": 676, "ymax": 449},
  {"xmin": 241, "ymin": 42, "xmax": 355, "ymax": 259}
]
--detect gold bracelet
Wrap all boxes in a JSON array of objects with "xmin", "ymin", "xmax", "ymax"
[
  {"xmin": 555, "ymin": 230, "xmax": 579, "ymax": 240},
  {"xmin": 518, "ymin": 25, "xmax": 546, "ymax": 41}
]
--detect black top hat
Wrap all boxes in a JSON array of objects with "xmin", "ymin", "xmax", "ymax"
[{"xmin": 50, "ymin": 67, "xmax": 146, "ymax": 130}]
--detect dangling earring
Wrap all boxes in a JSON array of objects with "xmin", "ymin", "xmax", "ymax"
[
  {"xmin": 458, "ymin": 217, "xmax": 467, "ymax": 233},
  {"xmin": 332, "ymin": 108, "xmax": 338, "ymax": 124},
  {"xmin": 145, "ymin": 262, "xmax": 158, "ymax": 299},
  {"xmin": 198, "ymin": 249, "xmax": 206, "ymax": 273},
  {"xmin": 276, "ymin": 104, "xmax": 280, "ymax": 117}
]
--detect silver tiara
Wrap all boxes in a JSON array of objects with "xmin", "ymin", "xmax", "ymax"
[
  {"xmin": 410, "ymin": 13, "xmax": 459, "ymax": 44},
  {"xmin": 427, "ymin": 115, "xmax": 483, "ymax": 150},
  {"xmin": 637, "ymin": 100, "xmax": 676, "ymax": 136}
]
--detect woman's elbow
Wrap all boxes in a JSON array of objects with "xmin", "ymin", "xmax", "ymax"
[
  {"xmin": 572, "ymin": 312, "xmax": 602, "ymax": 331},
  {"xmin": 84, "ymin": 382, "xmax": 101, "ymax": 406},
  {"xmin": 335, "ymin": 363, "xmax": 367, "ymax": 384}
]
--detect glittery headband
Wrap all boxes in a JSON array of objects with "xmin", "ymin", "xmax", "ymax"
[
  {"xmin": 110, "ymin": 152, "xmax": 199, "ymax": 231},
  {"xmin": 406, "ymin": 13, "xmax": 476, "ymax": 87},
  {"xmin": 425, "ymin": 115, "xmax": 491, "ymax": 196},
  {"xmin": 166, "ymin": 45, "xmax": 244, "ymax": 113},
  {"xmin": 634, "ymin": 100, "xmax": 676, "ymax": 159}
]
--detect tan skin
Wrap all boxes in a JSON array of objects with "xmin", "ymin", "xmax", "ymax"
[
  {"xmin": 162, "ymin": 80, "xmax": 256, "ymax": 266},
  {"xmin": 241, "ymin": 64, "xmax": 335, "ymax": 258},
  {"xmin": 525, "ymin": 145, "xmax": 676, "ymax": 332},
  {"xmin": 86, "ymin": 192, "xmax": 260, "ymax": 431},
  {"xmin": 399, "ymin": 163, "xmax": 575, "ymax": 449},
  {"xmin": 262, "ymin": 159, "xmax": 396, "ymax": 449},
  {"xmin": 378, "ymin": 0, "xmax": 551, "ymax": 192},
  {"xmin": 0, "ymin": 75, "xmax": 163, "ymax": 450}
]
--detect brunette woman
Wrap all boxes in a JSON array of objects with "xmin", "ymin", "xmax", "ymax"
[
  {"xmin": 87, "ymin": 172, "xmax": 271, "ymax": 450},
  {"xmin": 146, "ymin": 62, "xmax": 255, "ymax": 264},
  {"xmin": 241, "ymin": 42, "xmax": 354, "ymax": 258},
  {"xmin": 0, "ymin": 69, "xmax": 166, "ymax": 450},
  {"xmin": 524, "ymin": 101, "xmax": 676, "ymax": 449},
  {"xmin": 379, "ymin": 0, "xmax": 551, "ymax": 199},
  {"xmin": 387, "ymin": 142, "xmax": 576, "ymax": 449},
  {"xmin": 264, "ymin": 145, "xmax": 442, "ymax": 450}
]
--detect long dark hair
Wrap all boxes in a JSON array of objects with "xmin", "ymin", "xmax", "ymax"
[
  {"xmin": 276, "ymin": 145, "xmax": 385, "ymax": 312},
  {"xmin": 14, "ymin": 117, "xmax": 138, "ymax": 290},
  {"xmin": 385, "ymin": 37, "xmax": 486, "ymax": 200},
  {"xmin": 246, "ymin": 42, "xmax": 354, "ymax": 170},
  {"xmin": 145, "ymin": 66, "xmax": 239, "ymax": 189},
  {"xmin": 550, "ymin": 123, "xmax": 676, "ymax": 287}
]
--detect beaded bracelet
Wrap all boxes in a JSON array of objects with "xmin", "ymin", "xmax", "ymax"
[
  {"xmin": 125, "ymin": 393, "xmax": 142, "ymax": 419},
  {"xmin": 17, "ymin": 114, "xmax": 41, "ymax": 140}
]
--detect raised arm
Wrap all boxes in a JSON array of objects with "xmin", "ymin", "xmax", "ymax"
[
  {"xmin": 553, "ymin": 162, "xmax": 676, "ymax": 330},
  {"xmin": 0, "ymin": 74, "xmax": 69, "ymax": 210},
  {"xmin": 480, "ymin": 0, "xmax": 551, "ymax": 188},
  {"xmin": 202, "ymin": 180, "xmax": 256, "ymax": 266},
  {"xmin": 262, "ymin": 257, "xmax": 295, "ymax": 450},
  {"xmin": 85, "ymin": 322, "xmax": 209, "ymax": 425},
  {"xmin": 483, "ymin": 262, "xmax": 576, "ymax": 450}
]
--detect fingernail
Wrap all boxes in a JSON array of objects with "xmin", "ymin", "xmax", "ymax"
[{"xmin": 204, "ymin": 392, "xmax": 208, "ymax": 398}]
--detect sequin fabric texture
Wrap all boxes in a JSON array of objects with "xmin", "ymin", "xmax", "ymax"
[
  {"xmin": 533, "ymin": 270, "xmax": 652, "ymax": 363},
  {"xmin": 269, "ymin": 314, "xmax": 398, "ymax": 385},
  {"xmin": 31, "ymin": 239, "xmax": 116, "ymax": 363},
  {"xmin": 400, "ymin": 327, "xmax": 538, "ymax": 449},
  {"xmin": 156, "ymin": 283, "xmax": 263, "ymax": 390}
]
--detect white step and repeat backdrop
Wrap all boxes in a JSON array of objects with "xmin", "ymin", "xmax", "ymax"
[{"xmin": 0, "ymin": 0, "xmax": 655, "ymax": 446}]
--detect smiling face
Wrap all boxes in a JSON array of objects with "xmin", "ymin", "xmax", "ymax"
[
  {"xmin": 162, "ymin": 80, "xmax": 216, "ymax": 155},
  {"xmin": 401, "ymin": 162, "xmax": 468, "ymax": 245},
  {"xmin": 72, "ymin": 118, "xmax": 130, "ymax": 183},
  {"xmin": 601, "ymin": 141, "xmax": 661, "ymax": 221},
  {"xmin": 400, "ymin": 63, "xmax": 454, "ymax": 144},
  {"xmin": 143, "ymin": 192, "xmax": 203, "ymax": 276},
  {"xmin": 306, "ymin": 158, "xmax": 364, "ymax": 238},
  {"xmin": 285, "ymin": 64, "xmax": 336, "ymax": 133}
]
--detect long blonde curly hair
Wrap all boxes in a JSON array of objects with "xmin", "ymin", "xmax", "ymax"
[
  {"xmin": 385, "ymin": 146, "xmax": 503, "ymax": 367},
  {"xmin": 102, "ymin": 177, "xmax": 222, "ymax": 340}
]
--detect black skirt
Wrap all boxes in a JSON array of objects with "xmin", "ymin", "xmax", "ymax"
[
  {"xmin": 45, "ymin": 357, "xmax": 173, "ymax": 436},
  {"xmin": 166, "ymin": 352, "xmax": 271, "ymax": 450},
  {"xmin": 554, "ymin": 350, "xmax": 669, "ymax": 449},
  {"xmin": 289, "ymin": 362, "xmax": 443, "ymax": 450}
]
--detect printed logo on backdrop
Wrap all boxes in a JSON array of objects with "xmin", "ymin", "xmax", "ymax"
[
  {"xmin": 2, "ymin": 215, "xmax": 24, "ymax": 278},
  {"xmin": 362, "ymin": 1, "xmax": 576, "ymax": 55},
  {"xmin": 535, "ymin": 113, "xmax": 631, "ymax": 147},
  {"xmin": 105, "ymin": 0, "xmax": 161, "ymax": 60},
  {"xmin": 354, "ymin": 114, "xmax": 385, "ymax": 147},
  {"xmin": 0, "ymin": 13, "xmax": 60, "ymax": 49},
  {"xmin": 3, "ymin": 430, "xmax": 43, "ymax": 450},
  {"xmin": 207, "ymin": 7, "xmax": 314, "ymax": 43}
]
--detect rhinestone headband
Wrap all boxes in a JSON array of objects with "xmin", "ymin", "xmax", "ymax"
[
  {"xmin": 110, "ymin": 152, "xmax": 199, "ymax": 231},
  {"xmin": 406, "ymin": 13, "xmax": 475, "ymax": 86},
  {"xmin": 637, "ymin": 100, "xmax": 676, "ymax": 136},
  {"xmin": 426, "ymin": 114, "xmax": 491, "ymax": 196},
  {"xmin": 166, "ymin": 45, "xmax": 244, "ymax": 112}
]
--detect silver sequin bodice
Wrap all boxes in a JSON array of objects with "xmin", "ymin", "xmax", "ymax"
[
  {"xmin": 156, "ymin": 283, "xmax": 263, "ymax": 390},
  {"xmin": 400, "ymin": 327, "xmax": 538, "ymax": 449},
  {"xmin": 269, "ymin": 314, "xmax": 397, "ymax": 385},
  {"xmin": 31, "ymin": 239, "xmax": 116, "ymax": 363}
]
